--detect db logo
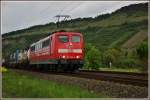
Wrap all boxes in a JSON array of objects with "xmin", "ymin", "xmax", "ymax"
[{"xmin": 68, "ymin": 45, "xmax": 72, "ymax": 48}]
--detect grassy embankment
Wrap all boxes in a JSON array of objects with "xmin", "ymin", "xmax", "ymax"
[
  {"xmin": 2, "ymin": 69, "xmax": 106, "ymax": 98},
  {"xmin": 99, "ymin": 67, "xmax": 141, "ymax": 73}
]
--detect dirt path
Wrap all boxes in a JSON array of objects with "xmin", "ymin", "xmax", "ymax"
[{"xmin": 122, "ymin": 30, "xmax": 147, "ymax": 49}]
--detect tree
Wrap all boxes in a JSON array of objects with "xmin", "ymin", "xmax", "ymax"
[
  {"xmin": 102, "ymin": 48, "xmax": 121, "ymax": 67},
  {"xmin": 87, "ymin": 46, "xmax": 101, "ymax": 70},
  {"xmin": 84, "ymin": 43, "xmax": 101, "ymax": 70},
  {"xmin": 136, "ymin": 42, "xmax": 148, "ymax": 71},
  {"xmin": 136, "ymin": 42, "xmax": 148, "ymax": 59}
]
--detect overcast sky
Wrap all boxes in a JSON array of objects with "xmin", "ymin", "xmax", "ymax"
[{"xmin": 1, "ymin": 1, "xmax": 148, "ymax": 34}]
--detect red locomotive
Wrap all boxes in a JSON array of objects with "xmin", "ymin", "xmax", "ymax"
[
  {"xmin": 7, "ymin": 31, "xmax": 84, "ymax": 72},
  {"xmin": 7, "ymin": 31, "xmax": 84, "ymax": 71}
]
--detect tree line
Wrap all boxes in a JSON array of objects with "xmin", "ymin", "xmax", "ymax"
[{"xmin": 84, "ymin": 41, "xmax": 148, "ymax": 72}]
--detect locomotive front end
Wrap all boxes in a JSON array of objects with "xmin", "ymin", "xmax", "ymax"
[{"xmin": 55, "ymin": 32, "xmax": 84, "ymax": 69}]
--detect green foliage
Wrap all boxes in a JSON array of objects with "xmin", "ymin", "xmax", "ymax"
[
  {"xmin": 101, "ymin": 48, "xmax": 144, "ymax": 69},
  {"xmin": 136, "ymin": 41, "xmax": 148, "ymax": 71},
  {"xmin": 83, "ymin": 41, "xmax": 147, "ymax": 71},
  {"xmin": 136, "ymin": 41, "xmax": 148, "ymax": 59},
  {"xmin": 84, "ymin": 43, "xmax": 101, "ymax": 70},
  {"xmin": 115, "ymin": 3, "xmax": 148, "ymax": 16},
  {"xmin": 102, "ymin": 49, "xmax": 121, "ymax": 67},
  {"xmin": 116, "ymin": 57, "xmax": 141, "ymax": 68},
  {"xmin": 95, "ymin": 13, "xmax": 111, "ymax": 21}
]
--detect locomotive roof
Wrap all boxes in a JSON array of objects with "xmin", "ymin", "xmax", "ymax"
[
  {"xmin": 30, "ymin": 36, "xmax": 50, "ymax": 47},
  {"xmin": 30, "ymin": 31, "xmax": 82, "ymax": 47},
  {"xmin": 54, "ymin": 31, "xmax": 82, "ymax": 35}
]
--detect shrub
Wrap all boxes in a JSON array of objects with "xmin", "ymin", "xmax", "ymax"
[
  {"xmin": 116, "ymin": 58, "xmax": 140, "ymax": 68},
  {"xmin": 136, "ymin": 41, "xmax": 148, "ymax": 71},
  {"xmin": 84, "ymin": 43, "xmax": 101, "ymax": 70},
  {"xmin": 102, "ymin": 48, "xmax": 121, "ymax": 67}
]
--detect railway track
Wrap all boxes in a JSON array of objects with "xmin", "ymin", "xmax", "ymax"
[
  {"xmin": 76, "ymin": 70, "xmax": 148, "ymax": 87},
  {"xmin": 52, "ymin": 70, "xmax": 147, "ymax": 87},
  {"xmin": 7, "ymin": 67, "xmax": 148, "ymax": 87}
]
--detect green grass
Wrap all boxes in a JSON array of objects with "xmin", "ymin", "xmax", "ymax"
[
  {"xmin": 99, "ymin": 67, "xmax": 142, "ymax": 73},
  {"xmin": 2, "ymin": 70, "xmax": 106, "ymax": 98}
]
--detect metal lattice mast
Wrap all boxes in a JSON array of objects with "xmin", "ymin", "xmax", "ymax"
[{"xmin": 55, "ymin": 15, "xmax": 71, "ymax": 28}]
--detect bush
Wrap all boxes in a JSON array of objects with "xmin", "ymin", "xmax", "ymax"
[
  {"xmin": 102, "ymin": 48, "xmax": 121, "ymax": 67},
  {"xmin": 116, "ymin": 58, "xmax": 140, "ymax": 68},
  {"xmin": 136, "ymin": 41, "xmax": 148, "ymax": 71},
  {"xmin": 136, "ymin": 42, "xmax": 148, "ymax": 59},
  {"xmin": 84, "ymin": 43, "xmax": 101, "ymax": 70}
]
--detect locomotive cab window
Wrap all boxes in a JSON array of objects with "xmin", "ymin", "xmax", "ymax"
[
  {"xmin": 58, "ymin": 35, "xmax": 68, "ymax": 43},
  {"xmin": 72, "ymin": 36, "xmax": 80, "ymax": 42}
]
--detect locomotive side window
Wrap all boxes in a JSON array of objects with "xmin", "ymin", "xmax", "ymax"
[
  {"xmin": 35, "ymin": 44, "xmax": 39, "ymax": 51},
  {"xmin": 31, "ymin": 45, "xmax": 35, "ymax": 52},
  {"xmin": 72, "ymin": 36, "xmax": 80, "ymax": 42},
  {"xmin": 42, "ymin": 39, "xmax": 50, "ymax": 48},
  {"xmin": 58, "ymin": 36, "xmax": 68, "ymax": 43}
]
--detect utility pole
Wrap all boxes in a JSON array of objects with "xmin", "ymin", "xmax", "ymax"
[{"xmin": 55, "ymin": 15, "xmax": 71, "ymax": 28}]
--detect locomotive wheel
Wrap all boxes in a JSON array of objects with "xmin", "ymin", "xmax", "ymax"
[
  {"xmin": 51, "ymin": 64, "xmax": 55, "ymax": 72},
  {"xmin": 63, "ymin": 64, "xmax": 69, "ymax": 72},
  {"xmin": 26, "ymin": 64, "xmax": 30, "ymax": 70},
  {"xmin": 69, "ymin": 64, "xmax": 75, "ymax": 72},
  {"xmin": 42, "ymin": 64, "xmax": 48, "ymax": 72},
  {"xmin": 54, "ymin": 66, "xmax": 58, "ymax": 72},
  {"xmin": 50, "ymin": 64, "xmax": 57, "ymax": 72},
  {"xmin": 57, "ymin": 64, "xmax": 62, "ymax": 72},
  {"xmin": 70, "ymin": 64, "xmax": 80, "ymax": 73}
]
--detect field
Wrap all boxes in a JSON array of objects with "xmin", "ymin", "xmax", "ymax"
[{"xmin": 2, "ymin": 69, "xmax": 106, "ymax": 98}]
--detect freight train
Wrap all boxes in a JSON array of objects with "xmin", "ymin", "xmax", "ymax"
[{"xmin": 4, "ymin": 31, "xmax": 84, "ymax": 72}]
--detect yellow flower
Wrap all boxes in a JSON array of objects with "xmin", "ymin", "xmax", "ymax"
[{"xmin": 0, "ymin": 67, "xmax": 8, "ymax": 72}]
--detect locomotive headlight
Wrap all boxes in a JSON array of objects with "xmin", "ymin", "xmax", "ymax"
[
  {"xmin": 76, "ymin": 56, "xmax": 79, "ymax": 59},
  {"xmin": 62, "ymin": 55, "xmax": 65, "ymax": 58}
]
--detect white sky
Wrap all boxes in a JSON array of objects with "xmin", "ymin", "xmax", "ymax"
[{"xmin": 1, "ymin": 1, "xmax": 148, "ymax": 34}]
